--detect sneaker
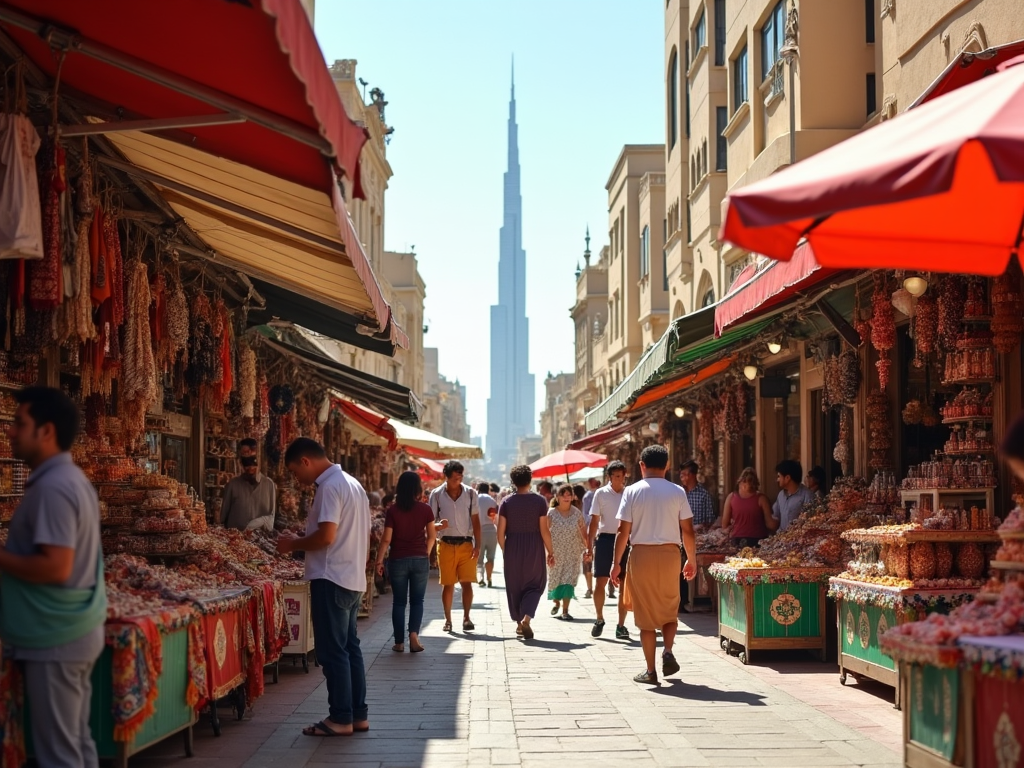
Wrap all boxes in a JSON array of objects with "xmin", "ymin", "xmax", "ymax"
[
  {"xmin": 487, "ymin": 581, "xmax": 493, "ymax": 588},
  {"xmin": 478, "ymin": 579, "xmax": 487, "ymax": 587},
  {"xmin": 615, "ymin": 625, "xmax": 630, "ymax": 640},
  {"xmin": 608, "ymin": 588, "xmax": 616, "ymax": 598},
  {"xmin": 584, "ymin": 590, "xmax": 593, "ymax": 599},
  {"xmin": 633, "ymin": 670, "xmax": 659, "ymax": 685},
  {"xmin": 591, "ymin": 620, "xmax": 605, "ymax": 637},
  {"xmin": 662, "ymin": 652, "xmax": 680, "ymax": 677}
]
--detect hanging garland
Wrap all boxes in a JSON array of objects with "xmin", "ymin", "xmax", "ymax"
[
  {"xmin": 937, "ymin": 276, "xmax": 966, "ymax": 353},
  {"xmin": 269, "ymin": 384, "xmax": 295, "ymax": 415},
  {"xmin": 833, "ymin": 407, "xmax": 851, "ymax": 476},
  {"xmin": 870, "ymin": 272, "xmax": 895, "ymax": 390},
  {"xmin": 186, "ymin": 293, "xmax": 216, "ymax": 393},
  {"xmin": 238, "ymin": 342, "xmax": 257, "ymax": 419},
  {"xmin": 121, "ymin": 259, "xmax": 157, "ymax": 444},
  {"xmin": 867, "ymin": 391, "xmax": 892, "ymax": 470}
]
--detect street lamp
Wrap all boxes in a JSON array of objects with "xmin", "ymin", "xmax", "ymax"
[
  {"xmin": 780, "ymin": 2, "xmax": 799, "ymax": 166},
  {"xmin": 743, "ymin": 364, "xmax": 759, "ymax": 381},
  {"xmin": 903, "ymin": 275, "xmax": 929, "ymax": 297},
  {"xmin": 767, "ymin": 340, "xmax": 783, "ymax": 355},
  {"xmin": 674, "ymin": 406, "xmax": 686, "ymax": 418}
]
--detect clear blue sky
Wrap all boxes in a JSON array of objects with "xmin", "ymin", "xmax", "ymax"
[{"xmin": 314, "ymin": 1, "xmax": 664, "ymax": 449}]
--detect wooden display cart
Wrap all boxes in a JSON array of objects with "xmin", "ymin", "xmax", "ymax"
[
  {"xmin": 687, "ymin": 552, "xmax": 729, "ymax": 613},
  {"xmin": 830, "ymin": 577, "xmax": 979, "ymax": 708},
  {"xmin": 897, "ymin": 650, "xmax": 973, "ymax": 768},
  {"xmin": 711, "ymin": 564, "xmax": 832, "ymax": 665},
  {"xmin": 282, "ymin": 579, "xmax": 316, "ymax": 672},
  {"xmin": 959, "ymin": 634, "xmax": 1024, "ymax": 768}
]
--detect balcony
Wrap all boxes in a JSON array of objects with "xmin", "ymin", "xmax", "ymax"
[{"xmin": 761, "ymin": 60, "xmax": 785, "ymax": 108}]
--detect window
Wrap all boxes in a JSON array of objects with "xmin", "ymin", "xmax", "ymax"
[
  {"xmin": 640, "ymin": 225, "xmax": 650, "ymax": 278},
  {"xmin": 686, "ymin": 201, "xmax": 692, "ymax": 244},
  {"xmin": 669, "ymin": 49, "xmax": 679, "ymax": 149},
  {"xmin": 694, "ymin": 9, "xmax": 706, "ymax": 50},
  {"xmin": 865, "ymin": 0, "xmax": 875, "ymax": 43},
  {"xmin": 867, "ymin": 73, "xmax": 877, "ymax": 117},
  {"xmin": 760, "ymin": 1, "xmax": 785, "ymax": 80},
  {"xmin": 684, "ymin": 42, "xmax": 691, "ymax": 138},
  {"xmin": 702, "ymin": 140, "xmax": 708, "ymax": 177},
  {"xmin": 733, "ymin": 45, "xmax": 748, "ymax": 112},
  {"xmin": 662, "ymin": 233, "xmax": 669, "ymax": 291},
  {"xmin": 715, "ymin": 106, "xmax": 728, "ymax": 171},
  {"xmin": 714, "ymin": 0, "xmax": 726, "ymax": 65},
  {"xmin": 702, "ymin": 288, "xmax": 716, "ymax": 307}
]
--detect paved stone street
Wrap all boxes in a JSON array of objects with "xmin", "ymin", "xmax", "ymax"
[{"xmin": 135, "ymin": 560, "xmax": 903, "ymax": 768}]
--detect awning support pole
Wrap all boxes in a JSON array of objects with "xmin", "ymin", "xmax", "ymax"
[
  {"xmin": 0, "ymin": 2, "xmax": 333, "ymax": 156},
  {"xmin": 60, "ymin": 113, "xmax": 246, "ymax": 137}
]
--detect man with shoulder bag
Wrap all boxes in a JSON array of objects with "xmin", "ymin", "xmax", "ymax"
[{"xmin": 428, "ymin": 461, "xmax": 482, "ymax": 633}]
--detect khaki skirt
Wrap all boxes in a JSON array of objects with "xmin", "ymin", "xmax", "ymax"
[{"xmin": 625, "ymin": 543, "xmax": 681, "ymax": 631}]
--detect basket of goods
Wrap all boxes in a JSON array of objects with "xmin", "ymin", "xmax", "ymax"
[{"xmin": 133, "ymin": 516, "xmax": 192, "ymax": 534}]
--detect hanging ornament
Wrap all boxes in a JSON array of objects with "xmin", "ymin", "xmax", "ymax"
[{"xmin": 269, "ymin": 384, "xmax": 295, "ymax": 415}]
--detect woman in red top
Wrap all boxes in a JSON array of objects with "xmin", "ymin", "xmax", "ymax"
[
  {"xmin": 721, "ymin": 467, "xmax": 778, "ymax": 548},
  {"xmin": 376, "ymin": 472, "xmax": 437, "ymax": 653}
]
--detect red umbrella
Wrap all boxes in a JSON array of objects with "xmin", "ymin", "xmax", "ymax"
[
  {"xmin": 529, "ymin": 450, "xmax": 608, "ymax": 480},
  {"xmin": 721, "ymin": 56, "xmax": 1024, "ymax": 276}
]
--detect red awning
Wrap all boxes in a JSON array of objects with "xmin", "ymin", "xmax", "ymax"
[
  {"xmin": 912, "ymin": 39, "xmax": 1024, "ymax": 107},
  {"xmin": 335, "ymin": 399, "xmax": 398, "ymax": 451},
  {"xmin": 567, "ymin": 420, "xmax": 637, "ymax": 451},
  {"xmin": 714, "ymin": 243, "xmax": 834, "ymax": 336},
  {"xmin": 0, "ymin": 0, "xmax": 365, "ymax": 194}
]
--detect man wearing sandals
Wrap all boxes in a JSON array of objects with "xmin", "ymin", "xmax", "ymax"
[
  {"xmin": 278, "ymin": 438, "xmax": 370, "ymax": 737},
  {"xmin": 611, "ymin": 444, "xmax": 697, "ymax": 686},
  {"xmin": 429, "ymin": 460, "xmax": 482, "ymax": 633}
]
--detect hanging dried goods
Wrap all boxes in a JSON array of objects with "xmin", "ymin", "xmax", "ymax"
[
  {"xmin": 867, "ymin": 392, "xmax": 892, "ymax": 470},
  {"xmin": 991, "ymin": 258, "xmax": 1024, "ymax": 353},
  {"xmin": 915, "ymin": 292, "xmax": 937, "ymax": 355},
  {"xmin": 833, "ymin": 407, "xmax": 852, "ymax": 476},
  {"xmin": 871, "ymin": 273, "xmax": 895, "ymax": 390},
  {"xmin": 937, "ymin": 275, "xmax": 966, "ymax": 352}
]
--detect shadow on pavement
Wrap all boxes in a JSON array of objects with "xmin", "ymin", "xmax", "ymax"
[
  {"xmin": 520, "ymin": 638, "xmax": 592, "ymax": 652},
  {"xmin": 652, "ymin": 679, "xmax": 768, "ymax": 705}
]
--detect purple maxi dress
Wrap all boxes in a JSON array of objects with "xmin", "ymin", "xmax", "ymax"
[{"xmin": 499, "ymin": 493, "xmax": 548, "ymax": 622}]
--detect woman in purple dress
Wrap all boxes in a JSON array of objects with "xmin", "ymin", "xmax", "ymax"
[{"xmin": 497, "ymin": 464, "xmax": 555, "ymax": 640}]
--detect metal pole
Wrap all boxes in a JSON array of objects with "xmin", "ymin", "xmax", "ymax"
[{"xmin": 788, "ymin": 58, "xmax": 796, "ymax": 165}]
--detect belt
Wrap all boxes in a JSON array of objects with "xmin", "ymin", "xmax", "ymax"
[
  {"xmin": 598, "ymin": 533, "xmax": 616, "ymax": 539},
  {"xmin": 440, "ymin": 537, "xmax": 473, "ymax": 544}
]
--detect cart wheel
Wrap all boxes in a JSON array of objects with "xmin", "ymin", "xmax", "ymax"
[
  {"xmin": 272, "ymin": 663, "xmax": 279, "ymax": 685},
  {"xmin": 720, "ymin": 637, "xmax": 731, "ymax": 653},
  {"xmin": 839, "ymin": 671, "xmax": 848, "ymax": 685},
  {"xmin": 738, "ymin": 651, "xmax": 748, "ymax": 665},
  {"xmin": 183, "ymin": 725, "xmax": 194, "ymax": 757}
]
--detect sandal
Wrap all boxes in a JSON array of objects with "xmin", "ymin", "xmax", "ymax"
[
  {"xmin": 354, "ymin": 722, "xmax": 370, "ymax": 733},
  {"xmin": 550, "ymin": 605, "xmax": 560, "ymax": 616},
  {"xmin": 463, "ymin": 619, "xmax": 475, "ymax": 631},
  {"xmin": 521, "ymin": 623, "xmax": 534, "ymax": 640},
  {"xmin": 516, "ymin": 624, "xmax": 524, "ymax": 636},
  {"xmin": 560, "ymin": 614, "xmax": 573, "ymax": 621},
  {"xmin": 302, "ymin": 720, "xmax": 352, "ymax": 737},
  {"xmin": 392, "ymin": 644, "xmax": 404, "ymax": 652},
  {"xmin": 410, "ymin": 643, "xmax": 425, "ymax": 653},
  {"xmin": 633, "ymin": 670, "xmax": 659, "ymax": 685},
  {"xmin": 443, "ymin": 621, "xmax": 452, "ymax": 633}
]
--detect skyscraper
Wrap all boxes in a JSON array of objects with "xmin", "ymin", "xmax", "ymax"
[{"xmin": 487, "ymin": 64, "xmax": 535, "ymax": 472}]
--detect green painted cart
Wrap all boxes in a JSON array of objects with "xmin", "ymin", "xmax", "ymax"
[
  {"xmin": 26, "ymin": 623, "xmax": 196, "ymax": 768},
  {"xmin": 711, "ymin": 565, "xmax": 833, "ymax": 665},
  {"xmin": 829, "ymin": 577, "xmax": 978, "ymax": 709}
]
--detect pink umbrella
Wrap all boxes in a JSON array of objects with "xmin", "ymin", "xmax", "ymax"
[{"xmin": 529, "ymin": 449, "xmax": 608, "ymax": 480}]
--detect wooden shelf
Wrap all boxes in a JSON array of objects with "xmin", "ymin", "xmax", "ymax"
[
  {"xmin": 903, "ymin": 530, "xmax": 1000, "ymax": 544},
  {"xmin": 941, "ymin": 416, "xmax": 994, "ymax": 425},
  {"xmin": 941, "ymin": 448, "xmax": 995, "ymax": 456},
  {"xmin": 942, "ymin": 378, "xmax": 995, "ymax": 386},
  {"xmin": 991, "ymin": 561, "xmax": 1024, "ymax": 571},
  {"xmin": 961, "ymin": 315, "xmax": 992, "ymax": 323}
]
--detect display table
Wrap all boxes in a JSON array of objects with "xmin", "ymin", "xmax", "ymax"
[
  {"xmin": 710, "ymin": 565, "xmax": 832, "ymax": 664},
  {"xmin": 829, "ymin": 577, "xmax": 979, "ymax": 707},
  {"xmin": 899, "ymin": 655, "xmax": 971, "ymax": 768},
  {"xmin": 687, "ymin": 553, "xmax": 729, "ymax": 613},
  {"xmin": 282, "ymin": 580, "xmax": 316, "ymax": 672}
]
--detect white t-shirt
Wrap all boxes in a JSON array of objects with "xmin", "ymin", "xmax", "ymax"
[
  {"xmin": 616, "ymin": 477, "xmax": 693, "ymax": 546},
  {"xmin": 304, "ymin": 464, "xmax": 370, "ymax": 592},
  {"xmin": 590, "ymin": 484, "xmax": 624, "ymax": 535},
  {"xmin": 428, "ymin": 483, "xmax": 480, "ymax": 539},
  {"xmin": 478, "ymin": 493, "xmax": 498, "ymax": 531}
]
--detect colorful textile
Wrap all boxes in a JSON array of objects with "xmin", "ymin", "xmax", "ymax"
[
  {"xmin": 0, "ymin": 658, "xmax": 25, "ymax": 768},
  {"xmin": 185, "ymin": 619, "xmax": 207, "ymax": 709},
  {"xmin": 106, "ymin": 618, "xmax": 162, "ymax": 742}
]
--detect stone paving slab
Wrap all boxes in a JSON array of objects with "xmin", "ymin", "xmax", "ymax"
[{"xmin": 132, "ymin": 557, "xmax": 901, "ymax": 767}]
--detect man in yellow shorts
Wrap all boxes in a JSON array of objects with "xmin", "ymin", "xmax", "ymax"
[{"xmin": 428, "ymin": 461, "xmax": 482, "ymax": 633}]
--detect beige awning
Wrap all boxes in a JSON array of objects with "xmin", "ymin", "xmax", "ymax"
[{"xmin": 103, "ymin": 129, "xmax": 397, "ymax": 337}]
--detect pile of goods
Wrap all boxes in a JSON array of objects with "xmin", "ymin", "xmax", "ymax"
[
  {"xmin": 991, "ymin": 259, "xmax": 1024, "ymax": 353},
  {"xmin": 97, "ymin": 473, "xmax": 209, "ymax": 557},
  {"xmin": 943, "ymin": 347, "xmax": 996, "ymax": 383},
  {"xmin": 940, "ymin": 387, "xmax": 993, "ymax": 421},
  {"xmin": 696, "ymin": 525, "xmax": 738, "ymax": 555}
]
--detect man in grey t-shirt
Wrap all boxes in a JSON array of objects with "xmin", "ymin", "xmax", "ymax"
[
  {"xmin": 221, "ymin": 437, "xmax": 277, "ymax": 531},
  {"xmin": 0, "ymin": 387, "xmax": 105, "ymax": 768}
]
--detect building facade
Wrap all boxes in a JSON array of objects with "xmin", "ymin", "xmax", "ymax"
[
  {"xmin": 570, "ymin": 236, "xmax": 610, "ymax": 439},
  {"xmin": 381, "ymin": 250, "xmax": 427, "ymax": 398},
  {"xmin": 487, "ymin": 71, "xmax": 535, "ymax": 473},
  {"xmin": 420, "ymin": 348, "xmax": 471, "ymax": 444},
  {"xmin": 539, "ymin": 372, "xmax": 576, "ymax": 456},
  {"xmin": 604, "ymin": 145, "xmax": 666, "ymax": 393}
]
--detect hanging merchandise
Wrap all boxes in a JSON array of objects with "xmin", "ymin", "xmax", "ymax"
[
  {"xmin": 162, "ymin": 275, "xmax": 189, "ymax": 370},
  {"xmin": 991, "ymin": 256, "xmax": 1024, "ymax": 354},
  {"xmin": 937, "ymin": 275, "xmax": 966, "ymax": 353},
  {"xmin": 28, "ymin": 140, "xmax": 65, "ymax": 310},
  {"xmin": 186, "ymin": 293, "xmax": 216, "ymax": 393},
  {"xmin": 217, "ymin": 300, "xmax": 233, "ymax": 405},
  {"xmin": 914, "ymin": 291, "xmax": 937, "ymax": 356},
  {"xmin": 866, "ymin": 392, "xmax": 892, "ymax": 471},
  {"xmin": 103, "ymin": 206, "xmax": 125, "ymax": 329},
  {"xmin": 238, "ymin": 343, "xmax": 257, "ymax": 419},
  {"xmin": 70, "ymin": 214, "xmax": 95, "ymax": 342},
  {"xmin": 870, "ymin": 272, "xmax": 895, "ymax": 390},
  {"xmin": 696, "ymin": 393, "xmax": 717, "ymax": 481},
  {"xmin": 902, "ymin": 399, "xmax": 923, "ymax": 425},
  {"xmin": 721, "ymin": 381, "xmax": 748, "ymax": 441},
  {"xmin": 269, "ymin": 385, "xmax": 295, "ymax": 415},
  {"xmin": 121, "ymin": 259, "xmax": 157, "ymax": 444},
  {"xmin": 833, "ymin": 407, "xmax": 851, "ymax": 476},
  {"xmin": 0, "ymin": 113, "xmax": 43, "ymax": 260}
]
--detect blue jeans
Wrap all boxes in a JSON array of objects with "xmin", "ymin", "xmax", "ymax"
[
  {"xmin": 309, "ymin": 579, "xmax": 367, "ymax": 724},
  {"xmin": 388, "ymin": 556, "xmax": 429, "ymax": 644}
]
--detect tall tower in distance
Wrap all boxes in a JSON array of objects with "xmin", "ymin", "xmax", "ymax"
[{"xmin": 487, "ymin": 60, "xmax": 535, "ymax": 473}]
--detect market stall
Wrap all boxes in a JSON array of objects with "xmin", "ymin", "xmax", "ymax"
[
  {"xmin": 829, "ymin": 519, "xmax": 996, "ymax": 703},
  {"xmin": 692, "ymin": 526, "xmax": 738, "ymax": 613}
]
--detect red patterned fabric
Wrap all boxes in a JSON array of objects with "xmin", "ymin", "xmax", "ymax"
[{"xmin": 28, "ymin": 143, "xmax": 64, "ymax": 310}]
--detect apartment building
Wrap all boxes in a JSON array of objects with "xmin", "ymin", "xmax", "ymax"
[
  {"xmin": 570, "ymin": 237, "xmax": 610, "ymax": 438},
  {"xmin": 539, "ymin": 372, "xmax": 577, "ymax": 456}
]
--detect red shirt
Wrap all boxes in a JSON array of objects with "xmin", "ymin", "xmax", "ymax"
[{"xmin": 384, "ymin": 502, "xmax": 434, "ymax": 560}]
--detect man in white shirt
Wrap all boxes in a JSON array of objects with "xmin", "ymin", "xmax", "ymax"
[
  {"xmin": 428, "ymin": 461, "xmax": 482, "ymax": 633},
  {"xmin": 476, "ymin": 482, "xmax": 499, "ymax": 588},
  {"xmin": 587, "ymin": 462, "xmax": 630, "ymax": 640},
  {"xmin": 278, "ymin": 438, "xmax": 370, "ymax": 737},
  {"xmin": 580, "ymin": 478, "xmax": 600, "ymax": 599},
  {"xmin": 611, "ymin": 444, "xmax": 697, "ymax": 686}
]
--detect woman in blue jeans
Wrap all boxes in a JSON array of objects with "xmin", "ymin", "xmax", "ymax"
[{"xmin": 376, "ymin": 472, "xmax": 436, "ymax": 652}]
